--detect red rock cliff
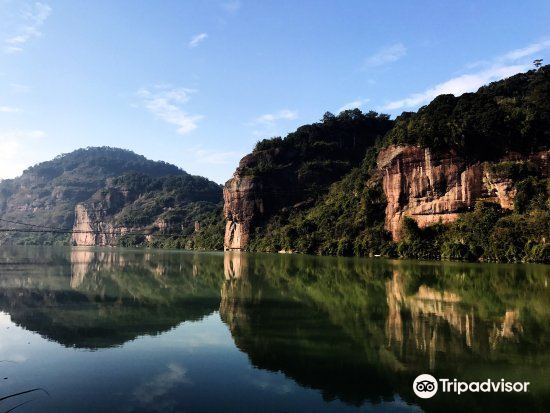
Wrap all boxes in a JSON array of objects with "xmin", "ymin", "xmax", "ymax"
[
  {"xmin": 377, "ymin": 145, "xmax": 549, "ymax": 240},
  {"xmin": 223, "ymin": 155, "xmax": 266, "ymax": 250}
]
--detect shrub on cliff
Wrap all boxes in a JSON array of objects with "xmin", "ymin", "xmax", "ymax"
[
  {"xmin": 248, "ymin": 151, "xmax": 393, "ymax": 257},
  {"xmin": 401, "ymin": 202, "xmax": 550, "ymax": 263}
]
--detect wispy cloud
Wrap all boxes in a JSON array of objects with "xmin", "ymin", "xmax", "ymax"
[
  {"xmin": 337, "ymin": 98, "xmax": 370, "ymax": 113},
  {"xmin": 134, "ymin": 363, "xmax": 191, "ymax": 406},
  {"xmin": 4, "ymin": 2, "xmax": 52, "ymax": 53},
  {"xmin": 0, "ymin": 106, "xmax": 21, "ymax": 113},
  {"xmin": 383, "ymin": 39, "xmax": 550, "ymax": 112},
  {"xmin": 249, "ymin": 109, "xmax": 298, "ymax": 140},
  {"xmin": 222, "ymin": 0, "xmax": 241, "ymax": 13},
  {"xmin": 190, "ymin": 148, "xmax": 242, "ymax": 165},
  {"xmin": 502, "ymin": 39, "xmax": 550, "ymax": 61},
  {"xmin": 384, "ymin": 64, "xmax": 527, "ymax": 111},
  {"xmin": 138, "ymin": 86, "xmax": 203, "ymax": 135},
  {"xmin": 253, "ymin": 109, "xmax": 298, "ymax": 125},
  {"xmin": 9, "ymin": 83, "xmax": 31, "ymax": 94},
  {"xmin": 188, "ymin": 33, "xmax": 208, "ymax": 48},
  {"xmin": 364, "ymin": 43, "xmax": 406, "ymax": 68}
]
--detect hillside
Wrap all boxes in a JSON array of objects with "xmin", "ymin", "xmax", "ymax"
[
  {"xmin": 0, "ymin": 147, "xmax": 224, "ymax": 249},
  {"xmin": 224, "ymin": 66, "xmax": 550, "ymax": 263},
  {"xmin": 223, "ymin": 110, "xmax": 394, "ymax": 249},
  {"xmin": 1, "ymin": 67, "xmax": 549, "ymax": 262}
]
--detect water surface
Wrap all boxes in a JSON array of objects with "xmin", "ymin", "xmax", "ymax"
[{"xmin": 0, "ymin": 246, "xmax": 548, "ymax": 412}]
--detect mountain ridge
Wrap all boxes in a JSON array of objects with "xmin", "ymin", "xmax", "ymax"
[
  {"xmin": 223, "ymin": 66, "xmax": 550, "ymax": 263},
  {"xmin": 0, "ymin": 146, "xmax": 224, "ymax": 249},
  {"xmin": 1, "ymin": 67, "xmax": 549, "ymax": 263}
]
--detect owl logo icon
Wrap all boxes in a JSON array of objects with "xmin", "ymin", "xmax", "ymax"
[{"xmin": 413, "ymin": 374, "xmax": 438, "ymax": 398}]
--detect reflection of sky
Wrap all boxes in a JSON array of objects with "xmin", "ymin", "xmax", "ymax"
[
  {"xmin": 133, "ymin": 363, "xmax": 191, "ymax": 411},
  {"xmin": 0, "ymin": 311, "xmax": 421, "ymax": 413}
]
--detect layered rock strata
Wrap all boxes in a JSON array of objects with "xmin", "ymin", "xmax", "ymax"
[{"xmin": 377, "ymin": 145, "xmax": 549, "ymax": 240}]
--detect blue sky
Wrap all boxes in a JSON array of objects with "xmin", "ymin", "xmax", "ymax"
[{"xmin": 0, "ymin": 0, "xmax": 549, "ymax": 183}]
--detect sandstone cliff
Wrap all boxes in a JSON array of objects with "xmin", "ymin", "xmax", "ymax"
[
  {"xmin": 223, "ymin": 157, "xmax": 267, "ymax": 250},
  {"xmin": 0, "ymin": 147, "xmax": 222, "ymax": 247},
  {"xmin": 71, "ymin": 203, "xmax": 132, "ymax": 246},
  {"xmin": 223, "ymin": 112, "xmax": 394, "ymax": 251},
  {"xmin": 377, "ymin": 145, "xmax": 549, "ymax": 240}
]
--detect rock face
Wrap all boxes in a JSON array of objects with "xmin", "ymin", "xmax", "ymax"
[
  {"xmin": 223, "ymin": 152, "xmax": 298, "ymax": 251},
  {"xmin": 222, "ymin": 112, "xmax": 395, "ymax": 251},
  {"xmin": 223, "ymin": 167, "xmax": 264, "ymax": 250},
  {"xmin": 377, "ymin": 145, "xmax": 549, "ymax": 240},
  {"xmin": 71, "ymin": 203, "xmax": 130, "ymax": 246},
  {"xmin": 0, "ymin": 147, "xmax": 221, "ymax": 246}
]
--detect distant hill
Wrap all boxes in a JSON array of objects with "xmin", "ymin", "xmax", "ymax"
[{"xmin": 0, "ymin": 147, "xmax": 224, "ymax": 249}]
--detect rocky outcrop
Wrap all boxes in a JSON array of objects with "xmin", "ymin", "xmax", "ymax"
[
  {"xmin": 71, "ymin": 203, "xmax": 132, "ymax": 246},
  {"xmin": 223, "ymin": 152, "xmax": 298, "ymax": 251},
  {"xmin": 223, "ymin": 112, "xmax": 395, "ymax": 251},
  {"xmin": 223, "ymin": 169, "xmax": 265, "ymax": 250},
  {"xmin": 377, "ymin": 145, "xmax": 549, "ymax": 240}
]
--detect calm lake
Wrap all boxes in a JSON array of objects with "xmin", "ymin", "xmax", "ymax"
[{"xmin": 0, "ymin": 246, "xmax": 548, "ymax": 412}]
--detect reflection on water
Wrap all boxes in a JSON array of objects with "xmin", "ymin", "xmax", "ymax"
[{"xmin": 0, "ymin": 247, "xmax": 548, "ymax": 412}]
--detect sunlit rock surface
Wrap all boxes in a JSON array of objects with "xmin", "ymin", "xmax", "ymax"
[{"xmin": 377, "ymin": 145, "xmax": 550, "ymax": 239}]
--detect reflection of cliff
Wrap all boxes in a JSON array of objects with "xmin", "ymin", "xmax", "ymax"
[
  {"xmin": 218, "ymin": 254, "xmax": 548, "ymax": 410},
  {"xmin": 0, "ymin": 247, "xmax": 223, "ymax": 349},
  {"xmin": 220, "ymin": 252, "xmax": 252, "ymax": 329},
  {"xmin": 219, "ymin": 253, "xmax": 395, "ymax": 405},
  {"xmin": 385, "ymin": 270, "xmax": 524, "ymax": 370}
]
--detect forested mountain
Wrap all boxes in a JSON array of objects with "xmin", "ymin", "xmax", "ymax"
[
  {"xmin": 1, "ymin": 67, "xmax": 549, "ymax": 263},
  {"xmin": 224, "ymin": 66, "xmax": 550, "ymax": 263},
  {"xmin": 0, "ymin": 147, "xmax": 224, "ymax": 249}
]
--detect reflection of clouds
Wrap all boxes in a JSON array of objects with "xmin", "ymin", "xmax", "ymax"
[
  {"xmin": 0, "ymin": 312, "xmax": 13, "ymax": 327},
  {"xmin": 134, "ymin": 363, "xmax": 191, "ymax": 407},
  {"xmin": 168, "ymin": 313, "xmax": 233, "ymax": 349},
  {"xmin": 0, "ymin": 312, "xmax": 28, "ymax": 362},
  {"xmin": 250, "ymin": 370, "xmax": 294, "ymax": 395}
]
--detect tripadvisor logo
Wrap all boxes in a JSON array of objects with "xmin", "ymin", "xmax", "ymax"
[
  {"xmin": 413, "ymin": 374, "xmax": 530, "ymax": 399},
  {"xmin": 413, "ymin": 374, "xmax": 438, "ymax": 399}
]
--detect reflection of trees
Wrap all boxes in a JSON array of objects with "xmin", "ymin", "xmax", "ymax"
[
  {"xmin": 220, "ymin": 253, "xmax": 395, "ymax": 405},
  {"xmin": 220, "ymin": 254, "xmax": 550, "ymax": 410},
  {"xmin": 0, "ymin": 247, "xmax": 548, "ymax": 411},
  {"xmin": 0, "ymin": 247, "xmax": 224, "ymax": 349}
]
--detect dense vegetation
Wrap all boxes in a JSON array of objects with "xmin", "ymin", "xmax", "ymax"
[
  {"xmin": 397, "ymin": 179, "xmax": 549, "ymax": 263},
  {"xmin": 1, "ymin": 67, "xmax": 549, "ymax": 263},
  {"xmin": 246, "ymin": 67, "xmax": 550, "ymax": 263},
  {"xmin": 0, "ymin": 147, "xmax": 224, "ymax": 248},
  {"xmin": 248, "ymin": 148, "xmax": 394, "ymax": 256},
  {"xmin": 240, "ymin": 109, "xmax": 394, "ymax": 215},
  {"xmin": 384, "ymin": 66, "xmax": 550, "ymax": 160}
]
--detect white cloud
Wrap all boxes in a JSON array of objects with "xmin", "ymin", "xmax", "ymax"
[
  {"xmin": 138, "ymin": 86, "xmax": 203, "ymax": 135},
  {"xmin": 337, "ymin": 98, "xmax": 370, "ymax": 113},
  {"xmin": 188, "ymin": 33, "xmax": 208, "ymax": 48},
  {"xmin": 9, "ymin": 83, "xmax": 31, "ymax": 94},
  {"xmin": 502, "ymin": 39, "xmax": 550, "ymax": 61},
  {"xmin": 4, "ymin": 2, "xmax": 52, "ymax": 54},
  {"xmin": 222, "ymin": 0, "xmax": 241, "ymax": 13},
  {"xmin": 190, "ymin": 148, "xmax": 242, "ymax": 165},
  {"xmin": 0, "ymin": 129, "xmax": 46, "ymax": 178},
  {"xmin": 364, "ymin": 43, "xmax": 406, "ymax": 68},
  {"xmin": 248, "ymin": 109, "xmax": 298, "ymax": 141},
  {"xmin": 384, "ymin": 64, "xmax": 528, "ymax": 111},
  {"xmin": 383, "ymin": 38, "xmax": 550, "ymax": 112},
  {"xmin": 134, "ymin": 363, "xmax": 191, "ymax": 405},
  {"xmin": 253, "ymin": 109, "xmax": 298, "ymax": 125},
  {"xmin": 0, "ymin": 106, "xmax": 21, "ymax": 113}
]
